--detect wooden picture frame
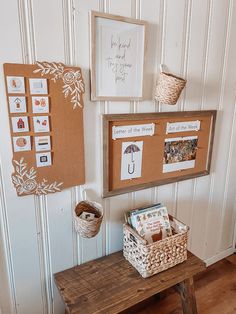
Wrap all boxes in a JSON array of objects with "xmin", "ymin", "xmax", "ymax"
[
  {"xmin": 90, "ymin": 11, "xmax": 147, "ymax": 101},
  {"xmin": 103, "ymin": 110, "xmax": 217, "ymax": 197}
]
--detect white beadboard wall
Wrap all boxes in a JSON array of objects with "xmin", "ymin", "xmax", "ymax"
[{"xmin": 0, "ymin": 0, "xmax": 236, "ymax": 313}]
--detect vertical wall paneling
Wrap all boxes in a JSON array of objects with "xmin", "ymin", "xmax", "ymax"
[
  {"xmin": 1, "ymin": 1, "xmax": 236, "ymax": 312},
  {"xmin": 73, "ymin": 0, "xmax": 105, "ymax": 262},
  {"xmin": 217, "ymin": 0, "xmax": 236, "ymax": 252},
  {"xmin": 0, "ymin": 160, "xmax": 16, "ymax": 314},
  {"xmin": 203, "ymin": 0, "xmax": 234, "ymax": 260},
  {"xmin": 62, "ymin": 0, "xmax": 79, "ymax": 267},
  {"xmin": 107, "ymin": 0, "xmax": 133, "ymax": 254}
]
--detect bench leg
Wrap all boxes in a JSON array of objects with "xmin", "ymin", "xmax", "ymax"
[{"xmin": 176, "ymin": 277, "xmax": 198, "ymax": 314}]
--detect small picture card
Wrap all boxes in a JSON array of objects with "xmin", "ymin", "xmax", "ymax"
[
  {"xmin": 29, "ymin": 78, "xmax": 48, "ymax": 95},
  {"xmin": 13, "ymin": 136, "xmax": 31, "ymax": 152},
  {"xmin": 36, "ymin": 152, "xmax": 52, "ymax": 167},
  {"xmin": 9, "ymin": 96, "xmax": 27, "ymax": 113},
  {"xmin": 32, "ymin": 96, "xmax": 49, "ymax": 113},
  {"xmin": 11, "ymin": 116, "xmax": 29, "ymax": 133},
  {"xmin": 79, "ymin": 211, "xmax": 95, "ymax": 221},
  {"xmin": 34, "ymin": 136, "xmax": 51, "ymax": 152},
  {"xmin": 121, "ymin": 141, "xmax": 143, "ymax": 180},
  {"xmin": 33, "ymin": 116, "xmax": 50, "ymax": 133},
  {"xmin": 6, "ymin": 76, "xmax": 25, "ymax": 93}
]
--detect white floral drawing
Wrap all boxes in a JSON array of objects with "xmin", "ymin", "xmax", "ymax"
[
  {"xmin": 12, "ymin": 158, "xmax": 63, "ymax": 196},
  {"xmin": 33, "ymin": 61, "xmax": 85, "ymax": 109}
]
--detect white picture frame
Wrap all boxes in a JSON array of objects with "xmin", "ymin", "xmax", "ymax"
[{"xmin": 90, "ymin": 11, "xmax": 147, "ymax": 101}]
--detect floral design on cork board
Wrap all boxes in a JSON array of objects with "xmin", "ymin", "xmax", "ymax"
[
  {"xmin": 12, "ymin": 158, "xmax": 63, "ymax": 196},
  {"xmin": 34, "ymin": 61, "xmax": 85, "ymax": 109}
]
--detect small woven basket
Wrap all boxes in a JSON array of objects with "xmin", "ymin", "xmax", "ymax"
[
  {"xmin": 123, "ymin": 215, "xmax": 189, "ymax": 278},
  {"xmin": 74, "ymin": 200, "xmax": 103, "ymax": 238},
  {"xmin": 155, "ymin": 71, "xmax": 186, "ymax": 105}
]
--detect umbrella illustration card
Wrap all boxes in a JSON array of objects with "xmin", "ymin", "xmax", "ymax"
[{"xmin": 121, "ymin": 141, "xmax": 143, "ymax": 180}]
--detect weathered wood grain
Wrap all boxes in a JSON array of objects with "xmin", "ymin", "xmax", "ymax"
[{"xmin": 54, "ymin": 251, "xmax": 205, "ymax": 314}]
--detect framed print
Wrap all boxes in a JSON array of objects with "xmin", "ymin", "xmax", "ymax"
[
  {"xmin": 90, "ymin": 11, "xmax": 147, "ymax": 101},
  {"xmin": 102, "ymin": 110, "xmax": 217, "ymax": 197}
]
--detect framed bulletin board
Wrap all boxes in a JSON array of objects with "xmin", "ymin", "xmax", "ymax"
[
  {"xmin": 4, "ymin": 62, "xmax": 85, "ymax": 196},
  {"xmin": 103, "ymin": 110, "xmax": 216, "ymax": 197},
  {"xmin": 90, "ymin": 11, "xmax": 147, "ymax": 101}
]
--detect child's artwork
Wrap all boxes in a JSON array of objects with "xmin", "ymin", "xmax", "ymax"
[
  {"xmin": 36, "ymin": 152, "xmax": 52, "ymax": 167},
  {"xmin": 32, "ymin": 96, "xmax": 49, "ymax": 113},
  {"xmin": 29, "ymin": 78, "xmax": 48, "ymax": 94},
  {"xmin": 163, "ymin": 136, "xmax": 198, "ymax": 173},
  {"xmin": 34, "ymin": 136, "xmax": 51, "ymax": 152},
  {"xmin": 6, "ymin": 76, "xmax": 25, "ymax": 93},
  {"xmin": 11, "ymin": 116, "xmax": 29, "ymax": 133},
  {"xmin": 121, "ymin": 141, "xmax": 143, "ymax": 180},
  {"xmin": 9, "ymin": 96, "xmax": 27, "ymax": 113},
  {"xmin": 33, "ymin": 116, "xmax": 50, "ymax": 133},
  {"xmin": 13, "ymin": 136, "xmax": 31, "ymax": 152}
]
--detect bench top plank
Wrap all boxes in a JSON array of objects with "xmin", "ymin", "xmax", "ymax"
[{"xmin": 54, "ymin": 251, "xmax": 205, "ymax": 314}]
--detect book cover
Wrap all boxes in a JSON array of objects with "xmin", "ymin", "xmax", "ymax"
[{"xmin": 130, "ymin": 206, "xmax": 172, "ymax": 243}]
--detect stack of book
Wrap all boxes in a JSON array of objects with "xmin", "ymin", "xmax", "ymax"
[{"xmin": 125, "ymin": 203, "xmax": 172, "ymax": 244}]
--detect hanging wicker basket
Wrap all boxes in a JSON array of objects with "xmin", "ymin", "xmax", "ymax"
[
  {"xmin": 74, "ymin": 200, "xmax": 103, "ymax": 238},
  {"xmin": 155, "ymin": 71, "xmax": 187, "ymax": 105}
]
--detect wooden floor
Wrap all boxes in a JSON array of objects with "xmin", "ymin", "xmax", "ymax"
[{"xmin": 123, "ymin": 254, "xmax": 236, "ymax": 314}]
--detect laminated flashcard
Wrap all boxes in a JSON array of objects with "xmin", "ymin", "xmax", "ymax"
[
  {"xmin": 11, "ymin": 116, "xmax": 29, "ymax": 133},
  {"xmin": 121, "ymin": 141, "xmax": 143, "ymax": 180},
  {"xmin": 9, "ymin": 96, "xmax": 27, "ymax": 113},
  {"xmin": 29, "ymin": 78, "xmax": 48, "ymax": 94},
  {"xmin": 32, "ymin": 96, "xmax": 49, "ymax": 113},
  {"xmin": 6, "ymin": 76, "xmax": 25, "ymax": 93},
  {"xmin": 33, "ymin": 116, "xmax": 50, "ymax": 133},
  {"xmin": 34, "ymin": 136, "xmax": 51, "ymax": 152},
  {"xmin": 13, "ymin": 136, "xmax": 31, "ymax": 152},
  {"xmin": 163, "ymin": 136, "xmax": 198, "ymax": 173},
  {"xmin": 36, "ymin": 152, "xmax": 52, "ymax": 167}
]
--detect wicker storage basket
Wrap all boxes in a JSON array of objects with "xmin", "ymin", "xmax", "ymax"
[
  {"xmin": 74, "ymin": 200, "xmax": 103, "ymax": 238},
  {"xmin": 123, "ymin": 215, "xmax": 189, "ymax": 278},
  {"xmin": 155, "ymin": 72, "xmax": 186, "ymax": 105}
]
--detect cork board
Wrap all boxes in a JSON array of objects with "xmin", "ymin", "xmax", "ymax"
[
  {"xmin": 103, "ymin": 110, "xmax": 216, "ymax": 197},
  {"xmin": 3, "ymin": 62, "xmax": 85, "ymax": 196}
]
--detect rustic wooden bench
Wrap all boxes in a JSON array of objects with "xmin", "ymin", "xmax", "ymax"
[{"xmin": 54, "ymin": 251, "xmax": 206, "ymax": 314}]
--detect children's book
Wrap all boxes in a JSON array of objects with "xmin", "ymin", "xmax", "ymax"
[{"xmin": 126, "ymin": 204, "xmax": 172, "ymax": 243}]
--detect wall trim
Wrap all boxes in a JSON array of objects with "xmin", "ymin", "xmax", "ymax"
[{"xmin": 205, "ymin": 246, "xmax": 235, "ymax": 267}]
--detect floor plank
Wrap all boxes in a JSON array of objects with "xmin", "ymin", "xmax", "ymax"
[{"xmin": 123, "ymin": 254, "xmax": 236, "ymax": 314}]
